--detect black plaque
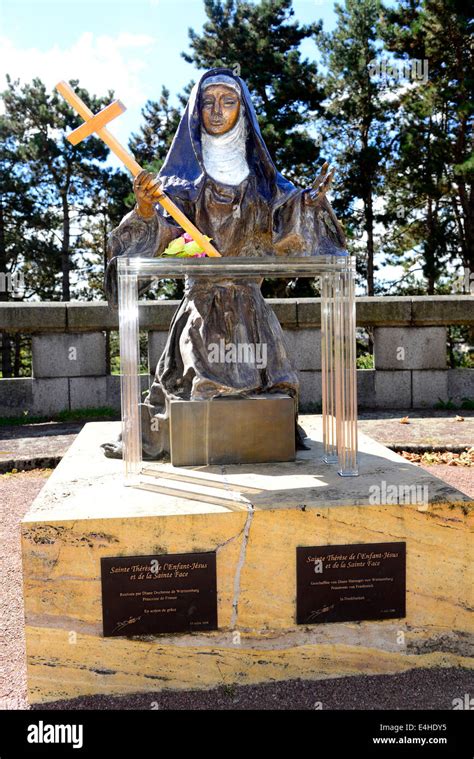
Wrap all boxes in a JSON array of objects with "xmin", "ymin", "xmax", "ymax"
[
  {"xmin": 296, "ymin": 542, "xmax": 406, "ymax": 624},
  {"xmin": 101, "ymin": 552, "xmax": 217, "ymax": 637}
]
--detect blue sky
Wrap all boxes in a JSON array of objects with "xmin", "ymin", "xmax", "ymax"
[
  {"xmin": 0, "ymin": 0, "xmax": 338, "ymax": 166},
  {"xmin": 0, "ymin": 0, "xmax": 413, "ymax": 288}
]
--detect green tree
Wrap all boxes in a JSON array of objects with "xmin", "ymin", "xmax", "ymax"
[
  {"xmin": 316, "ymin": 0, "xmax": 391, "ymax": 295},
  {"xmin": 1, "ymin": 76, "xmax": 113, "ymax": 301},
  {"xmin": 75, "ymin": 168, "xmax": 132, "ymax": 301},
  {"xmin": 0, "ymin": 105, "xmax": 60, "ymax": 375},
  {"xmin": 182, "ymin": 0, "xmax": 324, "ymax": 183},
  {"xmin": 128, "ymin": 86, "xmax": 181, "ymax": 171},
  {"xmin": 381, "ymin": 0, "xmax": 474, "ymax": 293}
]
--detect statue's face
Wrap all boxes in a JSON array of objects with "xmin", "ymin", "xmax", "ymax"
[{"xmin": 201, "ymin": 84, "xmax": 240, "ymax": 135}]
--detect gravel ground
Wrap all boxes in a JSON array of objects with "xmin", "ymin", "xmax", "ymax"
[
  {"xmin": 358, "ymin": 410, "xmax": 474, "ymax": 449},
  {"xmin": 0, "ymin": 422, "xmax": 84, "ymax": 474},
  {"xmin": 39, "ymin": 667, "xmax": 474, "ymax": 711},
  {"xmin": 0, "ymin": 470, "xmax": 50, "ymax": 710},
  {"xmin": 418, "ymin": 464, "xmax": 474, "ymax": 498}
]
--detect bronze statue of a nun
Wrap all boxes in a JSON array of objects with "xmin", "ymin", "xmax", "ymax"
[{"xmin": 103, "ymin": 68, "xmax": 347, "ymax": 459}]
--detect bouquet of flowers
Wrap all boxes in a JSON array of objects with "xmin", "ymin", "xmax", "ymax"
[{"xmin": 161, "ymin": 232, "xmax": 211, "ymax": 258}]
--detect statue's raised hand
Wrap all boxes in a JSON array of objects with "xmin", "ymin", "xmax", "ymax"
[
  {"xmin": 303, "ymin": 162, "xmax": 335, "ymax": 206},
  {"xmin": 134, "ymin": 170, "xmax": 164, "ymax": 219}
]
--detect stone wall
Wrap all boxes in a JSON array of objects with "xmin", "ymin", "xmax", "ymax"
[{"xmin": 0, "ymin": 296, "xmax": 472, "ymax": 416}]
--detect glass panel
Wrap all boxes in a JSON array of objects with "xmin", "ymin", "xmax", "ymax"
[
  {"xmin": 117, "ymin": 255, "xmax": 358, "ymax": 481},
  {"xmin": 118, "ymin": 270, "xmax": 141, "ymax": 478}
]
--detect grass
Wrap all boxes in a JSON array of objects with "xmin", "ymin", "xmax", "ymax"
[
  {"xmin": 356, "ymin": 353, "xmax": 374, "ymax": 369},
  {"xmin": 0, "ymin": 407, "xmax": 119, "ymax": 427},
  {"xmin": 434, "ymin": 397, "xmax": 474, "ymax": 411},
  {"xmin": 434, "ymin": 398, "xmax": 457, "ymax": 410}
]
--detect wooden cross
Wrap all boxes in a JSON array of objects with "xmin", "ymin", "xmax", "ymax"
[{"xmin": 55, "ymin": 81, "xmax": 221, "ymax": 258}]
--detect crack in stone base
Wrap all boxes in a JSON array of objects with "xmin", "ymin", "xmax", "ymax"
[{"xmin": 230, "ymin": 507, "xmax": 254, "ymax": 629}]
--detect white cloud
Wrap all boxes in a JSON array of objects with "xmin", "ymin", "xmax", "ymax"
[
  {"xmin": 0, "ymin": 31, "xmax": 154, "ymax": 103},
  {"xmin": 0, "ymin": 31, "xmax": 156, "ymax": 165}
]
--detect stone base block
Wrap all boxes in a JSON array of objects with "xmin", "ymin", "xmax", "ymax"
[
  {"xmin": 0, "ymin": 377, "xmax": 69, "ymax": 417},
  {"xmin": 299, "ymin": 371, "xmax": 322, "ymax": 409},
  {"xmin": 21, "ymin": 421, "xmax": 473, "ymax": 704},
  {"xmin": 375, "ymin": 371, "xmax": 411, "ymax": 408},
  {"xmin": 448, "ymin": 368, "xmax": 474, "ymax": 406},
  {"xmin": 374, "ymin": 327, "xmax": 447, "ymax": 370},
  {"xmin": 169, "ymin": 395, "xmax": 295, "ymax": 466},
  {"xmin": 32, "ymin": 332, "xmax": 106, "ymax": 378},
  {"xmin": 357, "ymin": 369, "xmax": 375, "ymax": 409},
  {"xmin": 412, "ymin": 370, "xmax": 448, "ymax": 408}
]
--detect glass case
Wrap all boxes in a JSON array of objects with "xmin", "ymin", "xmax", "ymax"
[{"xmin": 117, "ymin": 255, "xmax": 358, "ymax": 481}]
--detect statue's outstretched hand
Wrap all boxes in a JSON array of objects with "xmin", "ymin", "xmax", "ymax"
[
  {"xmin": 134, "ymin": 170, "xmax": 164, "ymax": 219},
  {"xmin": 303, "ymin": 162, "xmax": 335, "ymax": 206}
]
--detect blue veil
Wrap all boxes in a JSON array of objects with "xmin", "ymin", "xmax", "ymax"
[{"xmin": 158, "ymin": 67, "xmax": 299, "ymax": 208}]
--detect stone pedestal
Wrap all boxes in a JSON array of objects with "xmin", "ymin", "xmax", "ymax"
[{"xmin": 21, "ymin": 420, "xmax": 473, "ymax": 704}]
